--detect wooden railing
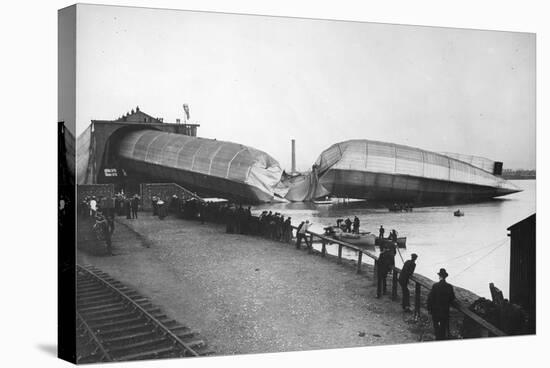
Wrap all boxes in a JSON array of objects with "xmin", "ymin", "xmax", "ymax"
[{"xmin": 291, "ymin": 225, "xmax": 506, "ymax": 337}]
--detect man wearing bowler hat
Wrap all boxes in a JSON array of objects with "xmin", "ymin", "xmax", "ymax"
[{"xmin": 427, "ymin": 268, "xmax": 455, "ymax": 340}]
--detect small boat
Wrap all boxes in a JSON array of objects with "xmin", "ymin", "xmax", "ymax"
[
  {"xmin": 454, "ymin": 210, "xmax": 465, "ymax": 217},
  {"xmin": 388, "ymin": 204, "xmax": 414, "ymax": 212},
  {"xmin": 375, "ymin": 236, "xmax": 407, "ymax": 249},
  {"xmin": 313, "ymin": 196, "xmax": 333, "ymax": 205},
  {"xmin": 313, "ymin": 199, "xmax": 333, "ymax": 205},
  {"xmin": 323, "ymin": 226, "xmax": 376, "ymax": 247},
  {"xmin": 337, "ymin": 232, "xmax": 377, "ymax": 247}
]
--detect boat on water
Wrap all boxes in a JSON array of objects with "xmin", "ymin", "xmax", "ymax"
[
  {"xmin": 323, "ymin": 227, "xmax": 376, "ymax": 247},
  {"xmin": 454, "ymin": 210, "xmax": 465, "ymax": 217},
  {"xmin": 388, "ymin": 205, "xmax": 413, "ymax": 212},
  {"xmin": 338, "ymin": 232, "xmax": 377, "ymax": 247},
  {"xmin": 313, "ymin": 196, "xmax": 333, "ymax": 205},
  {"xmin": 375, "ymin": 237, "xmax": 407, "ymax": 249},
  {"xmin": 313, "ymin": 200, "xmax": 332, "ymax": 205}
]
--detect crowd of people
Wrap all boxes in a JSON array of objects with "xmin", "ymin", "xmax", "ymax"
[
  {"xmin": 79, "ymin": 192, "xmax": 141, "ymax": 220},
  {"xmin": 79, "ymin": 191, "xmax": 456, "ymax": 340},
  {"xmin": 79, "ymin": 192, "xmax": 143, "ymax": 256},
  {"xmin": 335, "ymin": 216, "xmax": 361, "ymax": 233},
  {"xmin": 173, "ymin": 198, "xmax": 296, "ymax": 242}
]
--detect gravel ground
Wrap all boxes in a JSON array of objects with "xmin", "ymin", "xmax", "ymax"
[{"xmin": 77, "ymin": 212, "xmax": 430, "ymax": 356}]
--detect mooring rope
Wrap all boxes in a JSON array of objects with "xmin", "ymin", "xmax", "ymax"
[
  {"xmin": 452, "ymin": 238, "xmax": 508, "ymax": 280},
  {"xmin": 423, "ymin": 236, "xmax": 508, "ymax": 269}
]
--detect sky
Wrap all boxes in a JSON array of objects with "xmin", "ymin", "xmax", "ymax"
[{"xmin": 69, "ymin": 4, "xmax": 536, "ymax": 171}]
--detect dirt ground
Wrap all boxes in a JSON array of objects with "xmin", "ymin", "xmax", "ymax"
[{"xmin": 77, "ymin": 212, "xmax": 438, "ymax": 356}]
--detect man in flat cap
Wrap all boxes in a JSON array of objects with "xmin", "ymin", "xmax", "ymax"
[
  {"xmin": 427, "ymin": 268, "xmax": 456, "ymax": 340},
  {"xmin": 399, "ymin": 253, "xmax": 418, "ymax": 311}
]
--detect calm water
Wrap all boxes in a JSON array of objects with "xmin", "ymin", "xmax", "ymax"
[{"xmin": 253, "ymin": 180, "xmax": 535, "ymax": 298}]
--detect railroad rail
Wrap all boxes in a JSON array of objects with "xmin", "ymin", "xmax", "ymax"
[
  {"xmin": 290, "ymin": 225, "xmax": 506, "ymax": 337},
  {"xmin": 76, "ymin": 264, "xmax": 210, "ymax": 363}
]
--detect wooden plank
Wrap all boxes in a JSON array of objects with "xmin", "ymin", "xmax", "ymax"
[
  {"xmin": 392, "ymin": 269, "xmax": 398, "ymax": 301},
  {"xmin": 452, "ymin": 301, "xmax": 506, "ymax": 337},
  {"xmin": 414, "ymin": 282, "xmax": 421, "ymax": 318}
]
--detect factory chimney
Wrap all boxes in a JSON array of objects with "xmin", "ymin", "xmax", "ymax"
[
  {"xmin": 291, "ymin": 139, "xmax": 296, "ymax": 174},
  {"xmin": 183, "ymin": 104, "xmax": 190, "ymax": 123}
]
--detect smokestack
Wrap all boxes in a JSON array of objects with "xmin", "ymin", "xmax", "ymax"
[
  {"xmin": 291, "ymin": 139, "xmax": 296, "ymax": 173},
  {"xmin": 183, "ymin": 104, "xmax": 190, "ymax": 123}
]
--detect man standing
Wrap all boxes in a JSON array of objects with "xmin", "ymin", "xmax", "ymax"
[
  {"xmin": 379, "ymin": 225, "xmax": 385, "ymax": 239},
  {"xmin": 151, "ymin": 194, "xmax": 159, "ymax": 216},
  {"xmin": 344, "ymin": 218, "xmax": 352, "ymax": 233},
  {"xmin": 427, "ymin": 268, "xmax": 456, "ymax": 340},
  {"xmin": 157, "ymin": 198, "xmax": 166, "ymax": 219},
  {"xmin": 296, "ymin": 220, "xmax": 312, "ymax": 249},
  {"xmin": 131, "ymin": 194, "xmax": 140, "ymax": 219},
  {"xmin": 390, "ymin": 229, "xmax": 398, "ymax": 242},
  {"xmin": 399, "ymin": 253, "xmax": 418, "ymax": 311},
  {"xmin": 89, "ymin": 196, "xmax": 97, "ymax": 217},
  {"xmin": 124, "ymin": 196, "xmax": 132, "ymax": 219},
  {"xmin": 353, "ymin": 216, "xmax": 360, "ymax": 234},
  {"xmin": 283, "ymin": 217, "xmax": 292, "ymax": 242},
  {"xmin": 93, "ymin": 213, "xmax": 113, "ymax": 256}
]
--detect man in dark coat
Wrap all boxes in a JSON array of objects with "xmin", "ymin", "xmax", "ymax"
[
  {"xmin": 399, "ymin": 253, "xmax": 418, "ymax": 311},
  {"xmin": 344, "ymin": 218, "xmax": 352, "ymax": 233},
  {"xmin": 131, "ymin": 195, "xmax": 140, "ymax": 219},
  {"xmin": 295, "ymin": 221, "xmax": 305, "ymax": 249},
  {"xmin": 427, "ymin": 268, "xmax": 456, "ymax": 340},
  {"xmin": 151, "ymin": 195, "xmax": 159, "ymax": 216},
  {"xmin": 124, "ymin": 197, "xmax": 132, "ymax": 219},
  {"xmin": 93, "ymin": 213, "xmax": 113, "ymax": 256},
  {"xmin": 157, "ymin": 198, "xmax": 166, "ymax": 219},
  {"xmin": 390, "ymin": 229, "xmax": 398, "ymax": 243},
  {"xmin": 284, "ymin": 217, "xmax": 292, "ymax": 242},
  {"xmin": 376, "ymin": 246, "xmax": 396, "ymax": 298},
  {"xmin": 379, "ymin": 225, "xmax": 385, "ymax": 239},
  {"xmin": 353, "ymin": 216, "xmax": 360, "ymax": 234}
]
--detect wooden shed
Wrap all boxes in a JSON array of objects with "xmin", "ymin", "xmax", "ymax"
[{"xmin": 507, "ymin": 213, "xmax": 536, "ymax": 333}]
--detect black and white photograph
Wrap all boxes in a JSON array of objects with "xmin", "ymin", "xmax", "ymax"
[{"xmin": 53, "ymin": 1, "xmax": 541, "ymax": 366}]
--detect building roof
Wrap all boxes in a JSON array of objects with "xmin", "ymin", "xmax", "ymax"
[
  {"xmin": 115, "ymin": 106, "xmax": 162, "ymax": 124},
  {"xmin": 507, "ymin": 213, "xmax": 536, "ymax": 231}
]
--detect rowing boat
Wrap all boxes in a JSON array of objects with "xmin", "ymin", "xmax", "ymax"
[{"xmin": 375, "ymin": 236, "xmax": 407, "ymax": 249}]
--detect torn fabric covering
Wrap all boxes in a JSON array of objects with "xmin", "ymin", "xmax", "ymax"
[{"xmin": 283, "ymin": 169, "xmax": 330, "ymax": 202}]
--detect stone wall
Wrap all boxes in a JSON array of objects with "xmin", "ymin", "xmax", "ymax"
[{"xmin": 77, "ymin": 184, "xmax": 115, "ymax": 202}]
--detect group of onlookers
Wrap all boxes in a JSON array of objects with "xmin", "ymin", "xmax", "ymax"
[
  {"xmin": 175, "ymin": 199, "xmax": 294, "ymax": 242},
  {"xmin": 79, "ymin": 192, "xmax": 141, "ymax": 256},
  {"xmin": 79, "ymin": 192, "xmax": 140, "ymax": 220}
]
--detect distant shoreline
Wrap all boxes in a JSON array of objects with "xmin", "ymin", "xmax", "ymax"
[{"xmin": 502, "ymin": 176, "xmax": 536, "ymax": 180}]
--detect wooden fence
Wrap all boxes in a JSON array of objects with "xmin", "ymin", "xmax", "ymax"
[{"xmin": 291, "ymin": 225, "xmax": 506, "ymax": 337}]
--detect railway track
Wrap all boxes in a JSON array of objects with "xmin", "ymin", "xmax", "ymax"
[{"xmin": 76, "ymin": 264, "xmax": 211, "ymax": 363}]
